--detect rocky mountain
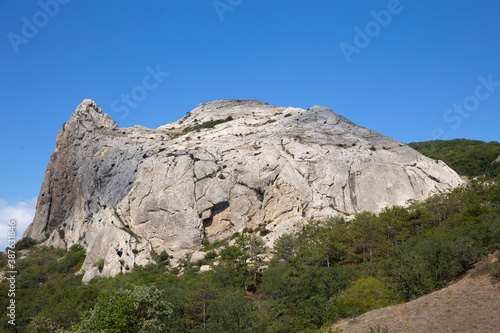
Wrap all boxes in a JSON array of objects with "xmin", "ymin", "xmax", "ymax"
[{"xmin": 24, "ymin": 99, "xmax": 464, "ymax": 282}]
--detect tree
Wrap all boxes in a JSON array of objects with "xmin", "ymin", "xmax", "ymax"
[
  {"xmin": 271, "ymin": 233, "xmax": 297, "ymax": 263},
  {"xmin": 388, "ymin": 233, "xmax": 481, "ymax": 300},
  {"xmin": 348, "ymin": 212, "xmax": 385, "ymax": 264},
  {"xmin": 206, "ymin": 287, "xmax": 256, "ymax": 333},
  {"xmin": 294, "ymin": 218, "xmax": 348, "ymax": 268},
  {"xmin": 185, "ymin": 276, "xmax": 218, "ymax": 332},
  {"xmin": 235, "ymin": 234, "xmax": 267, "ymax": 286},
  {"xmin": 73, "ymin": 286, "xmax": 173, "ymax": 332}
]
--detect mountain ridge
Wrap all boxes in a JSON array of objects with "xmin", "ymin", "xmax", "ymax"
[{"xmin": 23, "ymin": 99, "xmax": 464, "ymax": 282}]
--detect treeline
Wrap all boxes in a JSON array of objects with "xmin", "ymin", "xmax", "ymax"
[
  {"xmin": 409, "ymin": 139, "xmax": 500, "ymax": 179},
  {"xmin": 1, "ymin": 180, "xmax": 500, "ymax": 332}
]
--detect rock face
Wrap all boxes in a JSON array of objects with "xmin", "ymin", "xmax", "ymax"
[{"xmin": 24, "ymin": 99, "xmax": 464, "ymax": 282}]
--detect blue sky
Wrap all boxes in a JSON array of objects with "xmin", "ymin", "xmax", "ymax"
[{"xmin": 1, "ymin": 1, "xmax": 500, "ymax": 244}]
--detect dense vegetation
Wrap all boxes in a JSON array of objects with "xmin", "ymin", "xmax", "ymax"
[
  {"xmin": 2, "ymin": 139, "xmax": 500, "ymax": 332},
  {"xmin": 409, "ymin": 139, "xmax": 500, "ymax": 179},
  {"xmin": 2, "ymin": 179, "xmax": 500, "ymax": 332}
]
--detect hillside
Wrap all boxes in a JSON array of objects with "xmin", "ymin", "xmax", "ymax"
[
  {"xmin": 409, "ymin": 139, "xmax": 500, "ymax": 179},
  {"xmin": 331, "ymin": 254, "xmax": 500, "ymax": 333},
  {"xmin": 23, "ymin": 99, "xmax": 463, "ymax": 282},
  {"xmin": 2, "ymin": 149, "xmax": 499, "ymax": 331}
]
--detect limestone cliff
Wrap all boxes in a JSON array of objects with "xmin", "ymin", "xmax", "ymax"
[{"xmin": 24, "ymin": 99, "xmax": 464, "ymax": 282}]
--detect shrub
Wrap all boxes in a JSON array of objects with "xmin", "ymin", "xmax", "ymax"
[
  {"xmin": 69, "ymin": 244, "xmax": 85, "ymax": 252},
  {"xmin": 335, "ymin": 277, "xmax": 399, "ymax": 317},
  {"xmin": 220, "ymin": 246, "xmax": 243, "ymax": 261},
  {"xmin": 388, "ymin": 233, "xmax": 482, "ymax": 300},
  {"xmin": 205, "ymin": 250, "xmax": 217, "ymax": 260},
  {"xmin": 75, "ymin": 286, "xmax": 173, "ymax": 332},
  {"xmin": 490, "ymin": 252, "xmax": 500, "ymax": 280},
  {"xmin": 16, "ymin": 237, "xmax": 38, "ymax": 250},
  {"xmin": 159, "ymin": 250, "xmax": 170, "ymax": 263},
  {"xmin": 183, "ymin": 116, "xmax": 233, "ymax": 133},
  {"xmin": 96, "ymin": 259, "xmax": 105, "ymax": 273}
]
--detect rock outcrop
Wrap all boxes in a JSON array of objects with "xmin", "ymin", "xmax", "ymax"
[{"xmin": 24, "ymin": 99, "xmax": 464, "ymax": 282}]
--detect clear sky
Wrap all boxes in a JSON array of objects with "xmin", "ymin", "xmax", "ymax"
[{"xmin": 1, "ymin": 1, "xmax": 500, "ymax": 246}]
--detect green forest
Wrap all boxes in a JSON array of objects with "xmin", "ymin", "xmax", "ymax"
[
  {"xmin": 409, "ymin": 139, "xmax": 500, "ymax": 179},
  {"xmin": 1, "ymin": 139, "xmax": 500, "ymax": 332}
]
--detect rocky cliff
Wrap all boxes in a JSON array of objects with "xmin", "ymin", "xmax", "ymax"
[{"xmin": 24, "ymin": 99, "xmax": 464, "ymax": 282}]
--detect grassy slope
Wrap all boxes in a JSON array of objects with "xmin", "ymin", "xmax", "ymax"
[{"xmin": 331, "ymin": 254, "xmax": 500, "ymax": 333}]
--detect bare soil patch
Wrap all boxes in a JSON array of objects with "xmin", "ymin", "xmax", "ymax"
[{"xmin": 331, "ymin": 254, "xmax": 500, "ymax": 333}]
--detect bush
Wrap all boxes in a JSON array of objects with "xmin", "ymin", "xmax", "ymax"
[
  {"xmin": 205, "ymin": 250, "xmax": 217, "ymax": 260},
  {"xmin": 16, "ymin": 237, "xmax": 38, "ymax": 250},
  {"xmin": 96, "ymin": 259, "xmax": 105, "ymax": 273},
  {"xmin": 74, "ymin": 286, "xmax": 173, "ymax": 332},
  {"xmin": 490, "ymin": 252, "xmax": 500, "ymax": 280},
  {"xmin": 220, "ymin": 246, "xmax": 243, "ymax": 261},
  {"xmin": 69, "ymin": 244, "xmax": 85, "ymax": 252},
  {"xmin": 183, "ymin": 116, "xmax": 233, "ymax": 133},
  {"xmin": 388, "ymin": 233, "xmax": 482, "ymax": 300},
  {"xmin": 48, "ymin": 249, "xmax": 86, "ymax": 273},
  {"xmin": 335, "ymin": 277, "xmax": 399, "ymax": 317},
  {"xmin": 158, "ymin": 250, "xmax": 170, "ymax": 264}
]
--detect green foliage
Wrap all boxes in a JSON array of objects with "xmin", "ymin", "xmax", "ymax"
[
  {"xmin": 0, "ymin": 246, "xmax": 97, "ymax": 331},
  {"xmin": 335, "ymin": 277, "xmax": 399, "ymax": 317},
  {"xmin": 387, "ymin": 232, "xmax": 483, "ymax": 300},
  {"xmin": 96, "ymin": 259, "xmax": 105, "ymax": 273},
  {"xmin": 184, "ymin": 277, "xmax": 218, "ymax": 331},
  {"xmin": 271, "ymin": 233, "xmax": 297, "ymax": 263},
  {"xmin": 366, "ymin": 324, "xmax": 391, "ymax": 333},
  {"xmin": 158, "ymin": 250, "xmax": 170, "ymax": 264},
  {"xmin": 490, "ymin": 251, "xmax": 500, "ymax": 280},
  {"xmin": 253, "ymin": 187, "xmax": 265, "ymax": 201},
  {"xmin": 294, "ymin": 217, "xmax": 349, "ymax": 267},
  {"xmin": 205, "ymin": 250, "xmax": 217, "ymax": 260},
  {"xmin": 260, "ymin": 264, "xmax": 354, "ymax": 329},
  {"xmin": 409, "ymin": 139, "xmax": 500, "ymax": 178},
  {"xmin": 183, "ymin": 115, "xmax": 233, "ymax": 133},
  {"xmin": 490, "ymin": 261, "xmax": 500, "ymax": 279},
  {"xmin": 16, "ymin": 236, "xmax": 38, "ymax": 250},
  {"xmin": 220, "ymin": 245, "xmax": 243, "ymax": 261},
  {"xmin": 4, "ymin": 176, "xmax": 500, "ymax": 332},
  {"xmin": 206, "ymin": 287, "xmax": 256, "ymax": 332},
  {"xmin": 48, "ymin": 248, "xmax": 86, "ymax": 273},
  {"xmin": 75, "ymin": 286, "xmax": 173, "ymax": 332}
]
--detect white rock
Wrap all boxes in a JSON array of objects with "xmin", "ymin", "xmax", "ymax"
[{"xmin": 24, "ymin": 99, "xmax": 464, "ymax": 279}]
